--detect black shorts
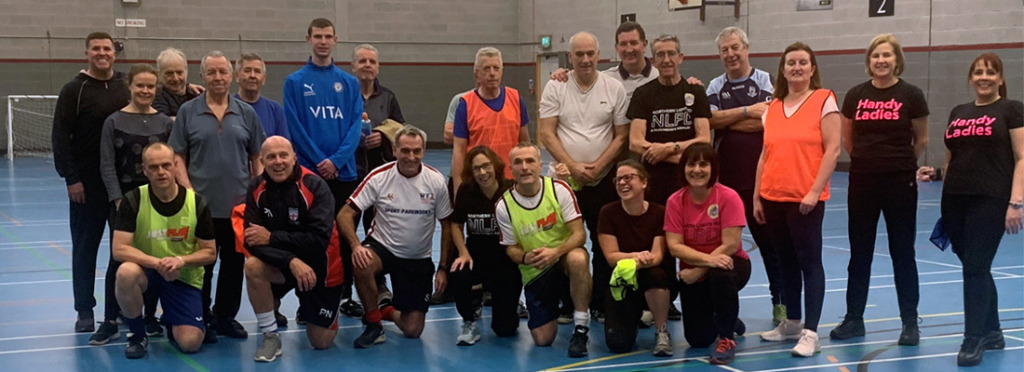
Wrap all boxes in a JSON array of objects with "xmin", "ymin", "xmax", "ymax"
[
  {"xmin": 272, "ymin": 272, "xmax": 343, "ymax": 330},
  {"xmin": 524, "ymin": 268, "xmax": 568, "ymax": 329},
  {"xmin": 365, "ymin": 237, "xmax": 434, "ymax": 313}
]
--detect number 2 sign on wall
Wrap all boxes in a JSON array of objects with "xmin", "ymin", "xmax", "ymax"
[{"xmin": 870, "ymin": 0, "xmax": 895, "ymax": 17}]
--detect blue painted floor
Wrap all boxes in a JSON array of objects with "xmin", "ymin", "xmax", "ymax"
[{"xmin": 0, "ymin": 151, "xmax": 1021, "ymax": 371}]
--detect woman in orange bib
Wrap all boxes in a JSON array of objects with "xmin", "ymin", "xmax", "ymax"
[{"xmin": 752, "ymin": 42, "xmax": 841, "ymax": 358}]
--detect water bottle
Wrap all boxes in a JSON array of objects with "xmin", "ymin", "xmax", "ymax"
[{"xmin": 360, "ymin": 112, "xmax": 372, "ymax": 137}]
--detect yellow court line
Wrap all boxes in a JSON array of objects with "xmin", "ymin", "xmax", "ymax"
[
  {"xmin": 540, "ymin": 350, "xmax": 647, "ymax": 371},
  {"xmin": 48, "ymin": 242, "xmax": 71, "ymax": 256},
  {"xmin": 0, "ymin": 210, "xmax": 21, "ymax": 226},
  {"xmin": 538, "ymin": 308, "xmax": 1024, "ymax": 372}
]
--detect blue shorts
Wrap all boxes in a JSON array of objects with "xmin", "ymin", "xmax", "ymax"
[
  {"xmin": 524, "ymin": 268, "xmax": 567, "ymax": 329},
  {"xmin": 144, "ymin": 269, "xmax": 205, "ymax": 329}
]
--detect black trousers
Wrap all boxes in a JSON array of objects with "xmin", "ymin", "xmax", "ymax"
[
  {"xmin": 70, "ymin": 176, "xmax": 109, "ymax": 314},
  {"xmin": 845, "ymin": 170, "xmax": 919, "ymax": 321},
  {"xmin": 761, "ymin": 199, "xmax": 826, "ymax": 331},
  {"xmin": 942, "ymin": 194, "xmax": 1006, "ymax": 338},
  {"xmin": 449, "ymin": 245, "xmax": 523, "ymax": 336},
  {"xmin": 736, "ymin": 188, "xmax": 783, "ymax": 305},
  {"xmin": 574, "ymin": 174, "xmax": 618, "ymax": 312},
  {"xmin": 678, "ymin": 258, "xmax": 751, "ymax": 347},
  {"xmin": 201, "ymin": 218, "xmax": 245, "ymax": 322},
  {"xmin": 326, "ymin": 179, "xmax": 359, "ymax": 299}
]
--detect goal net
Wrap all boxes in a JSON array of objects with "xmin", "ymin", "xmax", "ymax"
[{"xmin": 5, "ymin": 95, "xmax": 57, "ymax": 159}]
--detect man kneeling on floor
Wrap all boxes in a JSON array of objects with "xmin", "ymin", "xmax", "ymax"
[
  {"xmin": 496, "ymin": 143, "xmax": 593, "ymax": 357},
  {"xmin": 113, "ymin": 142, "xmax": 216, "ymax": 359},
  {"xmin": 241, "ymin": 136, "xmax": 344, "ymax": 362}
]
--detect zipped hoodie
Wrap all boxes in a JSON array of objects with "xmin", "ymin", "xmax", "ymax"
[{"xmin": 52, "ymin": 71, "xmax": 130, "ymax": 185}]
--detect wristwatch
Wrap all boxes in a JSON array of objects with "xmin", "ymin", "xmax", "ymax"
[
  {"xmin": 673, "ymin": 142, "xmax": 681, "ymax": 153},
  {"xmin": 1010, "ymin": 200, "xmax": 1023, "ymax": 210},
  {"xmin": 437, "ymin": 264, "xmax": 450, "ymax": 273}
]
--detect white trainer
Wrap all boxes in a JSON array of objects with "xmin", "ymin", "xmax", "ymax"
[
  {"xmin": 791, "ymin": 329, "xmax": 821, "ymax": 357},
  {"xmin": 760, "ymin": 319, "xmax": 803, "ymax": 341}
]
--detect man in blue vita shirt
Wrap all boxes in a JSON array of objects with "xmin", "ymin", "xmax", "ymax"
[{"xmin": 283, "ymin": 18, "xmax": 365, "ymax": 317}]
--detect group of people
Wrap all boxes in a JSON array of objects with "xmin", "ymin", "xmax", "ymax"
[{"xmin": 51, "ymin": 16, "xmax": 1021, "ymax": 368}]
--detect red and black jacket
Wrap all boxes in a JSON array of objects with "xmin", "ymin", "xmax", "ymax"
[{"xmin": 232, "ymin": 164, "xmax": 343, "ymax": 287}]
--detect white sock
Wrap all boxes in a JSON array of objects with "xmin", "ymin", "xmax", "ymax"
[
  {"xmin": 256, "ymin": 311, "xmax": 278, "ymax": 334},
  {"xmin": 573, "ymin": 311, "xmax": 589, "ymax": 327}
]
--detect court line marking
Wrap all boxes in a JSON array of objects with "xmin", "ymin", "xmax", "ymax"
[
  {"xmin": 0, "ymin": 211, "xmax": 21, "ymax": 226},
  {"xmin": 538, "ymin": 321, "xmax": 1024, "ymax": 371},
  {"xmin": 826, "ymin": 355, "xmax": 852, "ymax": 372},
  {"xmin": 823, "ymin": 244, "xmax": 1021, "ymax": 277},
  {"xmin": 542, "ymin": 331, "xmax": 1024, "ymax": 372},
  {"xmin": 1005, "ymin": 334, "xmax": 1024, "ymax": 343}
]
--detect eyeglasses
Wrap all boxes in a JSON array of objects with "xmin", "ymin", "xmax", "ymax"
[{"xmin": 614, "ymin": 173, "xmax": 641, "ymax": 184}]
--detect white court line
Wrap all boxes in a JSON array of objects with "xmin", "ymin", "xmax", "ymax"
[
  {"xmin": 824, "ymin": 244, "xmax": 1021, "ymax": 277},
  {"xmin": 547, "ymin": 329, "xmax": 1024, "ymax": 372},
  {"xmin": 747, "ymin": 347, "xmax": 1024, "ymax": 372},
  {"xmin": 737, "ymin": 274, "xmax": 1024, "ymax": 300}
]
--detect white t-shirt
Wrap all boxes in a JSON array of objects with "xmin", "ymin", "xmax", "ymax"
[
  {"xmin": 349, "ymin": 162, "xmax": 453, "ymax": 259},
  {"xmin": 539, "ymin": 72, "xmax": 629, "ymax": 184},
  {"xmin": 495, "ymin": 178, "xmax": 581, "ymax": 246}
]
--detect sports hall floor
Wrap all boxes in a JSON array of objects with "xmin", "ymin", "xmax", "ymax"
[{"xmin": 0, "ymin": 150, "xmax": 1021, "ymax": 372}]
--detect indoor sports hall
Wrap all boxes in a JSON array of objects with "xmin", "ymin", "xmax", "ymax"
[{"xmin": 0, "ymin": 1, "xmax": 1022, "ymax": 371}]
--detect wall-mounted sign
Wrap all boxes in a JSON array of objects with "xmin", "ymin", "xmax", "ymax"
[
  {"xmin": 869, "ymin": 0, "xmax": 895, "ymax": 17},
  {"xmin": 115, "ymin": 18, "xmax": 147, "ymax": 27},
  {"xmin": 797, "ymin": 0, "xmax": 833, "ymax": 11}
]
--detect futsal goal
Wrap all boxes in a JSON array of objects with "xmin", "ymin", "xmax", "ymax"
[{"xmin": 5, "ymin": 95, "xmax": 57, "ymax": 159}]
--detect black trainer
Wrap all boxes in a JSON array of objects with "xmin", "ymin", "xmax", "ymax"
[
  {"xmin": 89, "ymin": 321, "xmax": 120, "ymax": 345},
  {"xmin": 354, "ymin": 322, "xmax": 386, "ymax": 349},
  {"xmin": 734, "ymin": 318, "xmax": 747, "ymax": 336},
  {"xmin": 296, "ymin": 307, "xmax": 307, "ymax": 325},
  {"xmin": 668, "ymin": 303, "xmax": 681, "ymax": 321},
  {"xmin": 339, "ymin": 299, "xmax": 364, "ymax": 318},
  {"xmin": 568, "ymin": 325, "xmax": 589, "ymax": 358},
  {"xmin": 957, "ymin": 337, "xmax": 985, "ymax": 366},
  {"xmin": 75, "ymin": 312, "xmax": 95, "ymax": 333},
  {"xmin": 983, "ymin": 330, "xmax": 1005, "ymax": 350},
  {"xmin": 274, "ymin": 311, "xmax": 288, "ymax": 328},
  {"xmin": 125, "ymin": 333, "xmax": 148, "ymax": 359},
  {"xmin": 216, "ymin": 318, "xmax": 249, "ymax": 339},
  {"xmin": 203, "ymin": 325, "xmax": 218, "ymax": 344},
  {"xmin": 897, "ymin": 320, "xmax": 919, "ymax": 346},
  {"xmin": 829, "ymin": 316, "xmax": 865, "ymax": 340},
  {"xmin": 145, "ymin": 316, "xmax": 164, "ymax": 337}
]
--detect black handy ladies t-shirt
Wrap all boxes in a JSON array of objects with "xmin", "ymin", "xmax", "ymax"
[
  {"xmin": 943, "ymin": 98, "xmax": 1023, "ymax": 199},
  {"xmin": 841, "ymin": 79, "xmax": 929, "ymax": 173}
]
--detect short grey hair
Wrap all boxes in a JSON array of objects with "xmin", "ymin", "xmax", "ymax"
[
  {"xmin": 234, "ymin": 52, "xmax": 265, "ymax": 72},
  {"xmin": 394, "ymin": 124, "xmax": 427, "ymax": 146},
  {"xmin": 569, "ymin": 31, "xmax": 600, "ymax": 52},
  {"xmin": 156, "ymin": 47, "xmax": 186, "ymax": 71},
  {"xmin": 200, "ymin": 50, "xmax": 230, "ymax": 75},
  {"xmin": 715, "ymin": 27, "xmax": 750, "ymax": 48},
  {"xmin": 651, "ymin": 34, "xmax": 681, "ymax": 54},
  {"xmin": 510, "ymin": 141, "xmax": 540, "ymax": 160},
  {"xmin": 474, "ymin": 47, "xmax": 502, "ymax": 69},
  {"xmin": 353, "ymin": 44, "xmax": 379, "ymax": 60}
]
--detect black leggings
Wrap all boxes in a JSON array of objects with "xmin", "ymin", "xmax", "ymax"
[
  {"xmin": 761, "ymin": 199, "xmax": 826, "ymax": 331},
  {"xmin": 449, "ymin": 245, "xmax": 523, "ymax": 336},
  {"xmin": 678, "ymin": 258, "xmax": 751, "ymax": 347},
  {"xmin": 845, "ymin": 170, "xmax": 919, "ymax": 321},
  {"xmin": 942, "ymin": 194, "xmax": 1006, "ymax": 338}
]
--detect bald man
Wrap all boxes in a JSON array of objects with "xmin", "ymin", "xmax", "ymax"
[
  {"xmin": 538, "ymin": 31, "xmax": 629, "ymax": 321},
  {"xmin": 242, "ymin": 136, "xmax": 342, "ymax": 362}
]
